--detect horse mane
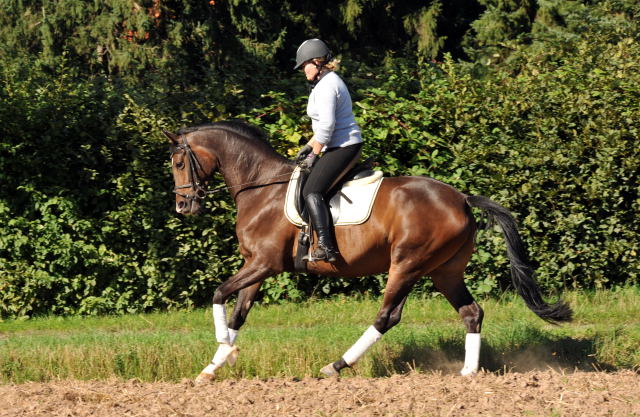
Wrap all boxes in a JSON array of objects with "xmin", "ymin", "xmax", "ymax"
[
  {"xmin": 176, "ymin": 119, "xmax": 293, "ymax": 167},
  {"xmin": 177, "ymin": 120, "xmax": 269, "ymax": 145}
]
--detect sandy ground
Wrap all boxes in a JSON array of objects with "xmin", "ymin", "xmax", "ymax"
[{"xmin": 2, "ymin": 370, "xmax": 639, "ymax": 417}]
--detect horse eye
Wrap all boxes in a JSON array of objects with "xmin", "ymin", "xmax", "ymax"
[{"xmin": 176, "ymin": 161, "xmax": 185, "ymax": 169}]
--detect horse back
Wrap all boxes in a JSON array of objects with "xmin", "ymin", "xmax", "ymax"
[
  {"xmin": 308, "ymin": 176, "xmax": 476, "ymax": 277},
  {"xmin": 377, "ymin": 176, "xmax": 472, "ymax": 236}
]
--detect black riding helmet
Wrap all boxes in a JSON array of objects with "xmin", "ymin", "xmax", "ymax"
[{"xmin": 293, "ymin": 38, "xmax": 333, "ymax": 70}]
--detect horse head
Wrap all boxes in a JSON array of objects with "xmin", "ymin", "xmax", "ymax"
[
  {"xmin": 163, "ymin": 129, "xmax": 218, "ymax": 215},
  {"xmin": 164, "ymin": 121, "xmax": 295, "ymax": 215}
]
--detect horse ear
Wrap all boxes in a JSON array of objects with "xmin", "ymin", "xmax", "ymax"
[{"xmin": 162, "ymin": 129, "xmax": 180, "ymax": 145}]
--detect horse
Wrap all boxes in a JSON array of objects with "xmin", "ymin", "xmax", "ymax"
[{"xmin": 163, "ymin": 120, "xmax": 572, "ymax": 383}]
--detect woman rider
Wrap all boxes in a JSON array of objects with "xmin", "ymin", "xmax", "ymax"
[{"xmin": 294, "ymin": 39, "xmax": 363, "ymax": 263}]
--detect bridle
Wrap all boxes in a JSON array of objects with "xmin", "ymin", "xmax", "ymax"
[
  {"xmin": 171, "ymin": 134, "xmax": 292, "ymax": 202},
  {"xmin": 172, "ymin": 135, "xmax": 213, "ymax": 202}
]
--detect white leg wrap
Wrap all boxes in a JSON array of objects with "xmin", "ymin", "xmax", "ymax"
[
  {"xmin": 199, "ymin": 305, "xmax": 239, "ymax": 380},
  {"xmin": 342, "ymin": 326, "xmax": 383, "ymax": 366},
  {"xmin": 460, "ymin": 333, "xmax": 481, "ymax": 376},
  {"xmin": 201, "ymin": 363, "xmax": 218, "ymax": 375},
  {"xmin": 200, "ymin": 343, "xmax": 239, "ymax": 376},
  {"xmin": 229, "ymin": 328, "xmax": 239, "ymax": 345},
  {"xmin": 212, "ymin": 343, "xmax": 238, "ymax": 367},
  {"xmin": 213, "ymin": 304, "xmax": 230, "ymax": 344}
]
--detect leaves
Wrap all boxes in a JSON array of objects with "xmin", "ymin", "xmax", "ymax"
[{"xmin": 1, "ymin": 1, "xmax": 639, "ymax": 317}]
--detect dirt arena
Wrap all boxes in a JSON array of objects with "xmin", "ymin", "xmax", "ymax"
[{"xmin": 2, "ymin": 370, "xmax": 639, "ymax": 417}]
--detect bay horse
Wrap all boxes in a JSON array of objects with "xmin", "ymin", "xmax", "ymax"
[{"xmin": 163, "ymin": 120, "xmax": 572, "ymax": 383}]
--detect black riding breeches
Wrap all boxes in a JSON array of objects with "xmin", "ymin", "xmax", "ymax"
[{"xmin": 302, "ymin": 143, "xmax": 363, "ymax": 199}]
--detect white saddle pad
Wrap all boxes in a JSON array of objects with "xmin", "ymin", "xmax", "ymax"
[{"xmin": 284, "ymin": 167, "xmax": 384, "ymax": 227}]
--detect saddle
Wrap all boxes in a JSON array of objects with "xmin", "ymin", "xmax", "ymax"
[{"xmin": 285, "ymin": 159, "xmax": 384, "ymax": 271}]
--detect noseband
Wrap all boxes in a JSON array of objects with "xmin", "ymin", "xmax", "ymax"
[{"xmin": 172, "ymin": 135, "xmax": 212, "ymax": 202}]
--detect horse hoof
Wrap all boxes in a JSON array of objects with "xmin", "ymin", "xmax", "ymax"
[
  {"xmin": 195, "ymin": 372, "xmax": 215, "ymax": 385},
  {"xmin": 320, "ymin": 363, "xmax": 340, "ymax": 377},
  {"xmin": 227, "ymin": 345, "xmax": 239, "ymax": 367},
  {"xmin": 460, "ymin": 366, "xmax": 478, "ymax": 376}
]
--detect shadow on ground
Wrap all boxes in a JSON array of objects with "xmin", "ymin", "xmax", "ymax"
[{"xmin": 370, "ymin": 326, "xmax": 616, "ymax": 377}]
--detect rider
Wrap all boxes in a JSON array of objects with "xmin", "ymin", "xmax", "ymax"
[{"xmin": 294, "ymin": 38, "xmax": 363, "ymax": 263}]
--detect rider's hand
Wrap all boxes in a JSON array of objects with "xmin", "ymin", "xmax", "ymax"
[
  {"xmin": 294, "ymin": 144, "xmax": 313, "ymax": 164},
  {"xmin": 298, "ymin": 152, "xmax": 317, "ymax": 170}
]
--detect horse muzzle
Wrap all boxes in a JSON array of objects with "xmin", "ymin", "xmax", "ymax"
[
  {"xmin": 174, "ymin": 185, "xmax": 207, "ymax": 215},
  {"xmin": 176, "ymin": 197, "xmax": 203, "ymax": 215}
]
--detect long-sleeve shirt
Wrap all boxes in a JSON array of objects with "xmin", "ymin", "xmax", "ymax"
[{"xmin": 307, "ymin": 71, "xmax": 362, "ymax": 149}]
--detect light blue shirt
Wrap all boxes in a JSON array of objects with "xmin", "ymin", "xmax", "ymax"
[{"xmin": 307, "ymin": 71, "xmax": 362, "ymax": 149}]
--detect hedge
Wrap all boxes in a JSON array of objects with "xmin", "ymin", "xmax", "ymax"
[{"xmin": 1, "ymin": 3, "xmax": 638, "ymax": 317}]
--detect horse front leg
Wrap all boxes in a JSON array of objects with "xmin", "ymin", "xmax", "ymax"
[
  {"xmin": 196, "ymin": 265, "xmax": 272, "ymax": 384},
  {"xmin": 225, "ymin": 281, "xmax": 262, "ymax": 345}
]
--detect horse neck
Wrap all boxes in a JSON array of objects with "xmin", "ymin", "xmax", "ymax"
[{"xmin": 205, "ymin": 131, "xmax": 293, "ymax": 201}]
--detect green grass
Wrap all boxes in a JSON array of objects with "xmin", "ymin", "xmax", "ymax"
[{"xmin": 1, "ymin": 289, "xmax": 639, "ymax": 383}]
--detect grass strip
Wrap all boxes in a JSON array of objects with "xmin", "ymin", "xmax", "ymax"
[{"xmin": 1, "ymin": 288, "xmax": 638, "ymax": 383}]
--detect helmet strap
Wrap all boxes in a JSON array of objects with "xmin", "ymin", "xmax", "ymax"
[{"xmin": 307, "ymin": 61, "xmax": 327, "ymax": 90}]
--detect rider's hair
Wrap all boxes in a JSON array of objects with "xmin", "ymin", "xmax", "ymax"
[
  {"xmin": 319, "ymin": 57, "xmax": 341, "ymax": 71},
  {"xmin": 324, "ymin": 58, "xmax": 341, "ymax": 71}
]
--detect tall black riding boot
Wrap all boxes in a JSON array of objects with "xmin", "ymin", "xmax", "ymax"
[{"xmin": 305, "ymin": 193, "xmax": 339, "ymax": 263}]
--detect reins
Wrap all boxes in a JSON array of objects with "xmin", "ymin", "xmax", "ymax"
[{"xmin": 172, "ymin": 134, "xmax": 292, "ymax": 201}]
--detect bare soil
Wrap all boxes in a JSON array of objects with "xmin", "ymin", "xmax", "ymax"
[{"xmin": 2, "ymin": 370, "xmax": 639, "ymax": 416}]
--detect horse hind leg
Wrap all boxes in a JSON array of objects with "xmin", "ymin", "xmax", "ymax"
[
  {"xmin": 460, "ymin": 297, "xmax": 484, "ymax": 376},
  {"xmin": 430, "ymin": 264, "xmax": 484, "ymax": 376},
  {"xmin": 320, "ymin": 270, "xmax": 417, "ymax": 377}
]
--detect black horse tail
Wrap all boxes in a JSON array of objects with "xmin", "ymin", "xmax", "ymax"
[{"xmin": 465, "ymin": 195, "xmax": 573, "ymax": 324}]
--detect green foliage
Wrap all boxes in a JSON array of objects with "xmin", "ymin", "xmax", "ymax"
[
  {"xmin": 1, "ymin": 1, "xmax": 639, "ymax": 316},
  {"xmin": 0, "ymin": 57, "xmax": 241, "ymax": 317},
  {"xmin": 466, "ymin": 0, "xmax": 537, "ymax": 64},
  {"xmin": 403, "ymin": 1, "xmax": 445, "ymax": 59},
  {"xmin": 454, "ymin": 1, "xmax": 640, "ymax": 291}
]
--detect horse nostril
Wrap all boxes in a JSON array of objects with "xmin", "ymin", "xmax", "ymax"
[{"xmin": 177, "ymin": 201, "xmax": 187, "ymax": 211}]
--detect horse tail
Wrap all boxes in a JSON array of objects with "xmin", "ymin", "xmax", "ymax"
[{"xmin": 465, "ymin": 195, "xmax": 573, "ymax": 323}]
